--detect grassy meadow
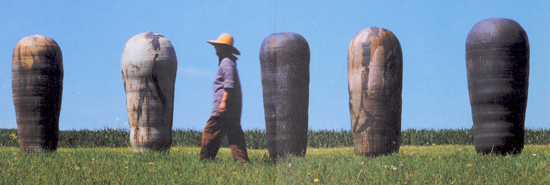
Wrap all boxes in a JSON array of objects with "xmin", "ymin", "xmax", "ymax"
[
  {"xmin": 1, "ymin": 145, "xmax": 549, "ymax": 184},
  {"xmin": 1, "ymin": 128, "xmax": 549, "ymax": 184}
]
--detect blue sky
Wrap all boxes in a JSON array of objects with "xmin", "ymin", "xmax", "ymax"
[{"xmin": 1, "ymin": 1, "xmax": 549, "ymax": 131}]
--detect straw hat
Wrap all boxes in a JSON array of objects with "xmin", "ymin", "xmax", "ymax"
[{"xmin": 207, "ymin": 33, "xmax": 240, "ymax": 55}]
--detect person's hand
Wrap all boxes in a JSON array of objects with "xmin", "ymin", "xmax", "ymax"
[
  {"xmin": 219, "ymin": 100, "xmax": 226, "ymax": 112},
  {"xmin": 219, "ymin": 91, "xmax": 228, "ymax": 113}
]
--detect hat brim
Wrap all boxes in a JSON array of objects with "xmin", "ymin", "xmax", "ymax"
[{"xmin": 207, "ymin": 41, "xmax": 240, "ymax": 55}]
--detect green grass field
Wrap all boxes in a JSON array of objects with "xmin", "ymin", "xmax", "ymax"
[
  {"xmin": 1, "ymin": 128, "xmax": 549, "ymax": 184},
  {"xmin": 1, "ymin": 145, "xmax": 549, "ymax": 184}
]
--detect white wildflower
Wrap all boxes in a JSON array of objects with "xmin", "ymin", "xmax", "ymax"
[{"xmin": 533, "ymin": 153, "xmax": 537, "ymax": 157}]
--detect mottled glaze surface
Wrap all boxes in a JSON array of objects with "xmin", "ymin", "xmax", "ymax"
[
  {"xmin": 12, "ymin": 35, "xmax": 63, "ymax": 153},
  {"xmin": 348, "ymin": 27, "xmax": 402, "ymax": 156},
  {"xmin": 466, "ymin": 18, "xmax": 529, "ymax": 154},
  {"xmin": 260, "ymin": 32, "xmax": 310, "ymax": 158},
  {"xmin": 121, "ymin": 31, "xmax": 177, "ymax": 152}
]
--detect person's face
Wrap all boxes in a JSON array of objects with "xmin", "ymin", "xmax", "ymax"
[{"xmin": 214, "ymin": 44, "xmax": 229, "ymax": 57}]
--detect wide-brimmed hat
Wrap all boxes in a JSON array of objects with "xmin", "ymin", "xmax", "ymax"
[{"xmin": 207, "ymin": 33, "xmax": 240, "ymax": 55}]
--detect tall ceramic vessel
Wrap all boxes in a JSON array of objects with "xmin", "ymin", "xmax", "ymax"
[
  {"xmin": 259, "ymin": 32, "xmax": 310, "ymax": 158},
  {"xmin": 121, "ymin": 31, "xmax": 177, "ymax": 152},
  {"xmin": 348, "ymin": 27, "xmax": 402, "ymax": 156},
  {"xmin": 466, "ymin": 18, "xmax": 529, "ymax": 154},
  {"xmin": 12, "ymin": 35, "xmax": 63, "ymax": 153}
]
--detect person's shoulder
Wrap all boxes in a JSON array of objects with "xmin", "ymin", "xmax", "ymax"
[
  {"xmin": 222, "ymin": 57, "xmax": 236, "ymax": 62},
  {"xmin": 221, "ymin": 57, "xmax": 236, "ymax": 66}
]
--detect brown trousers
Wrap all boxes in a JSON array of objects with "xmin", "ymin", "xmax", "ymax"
[{"xmin": 199, "ymin": 116, "xmax": 250, "ymax": 163}]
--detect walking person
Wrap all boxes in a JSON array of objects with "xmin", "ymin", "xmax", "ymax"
[{"xmin": 199, "ymin": 33, "xmax": 250, "ymax": 163}]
